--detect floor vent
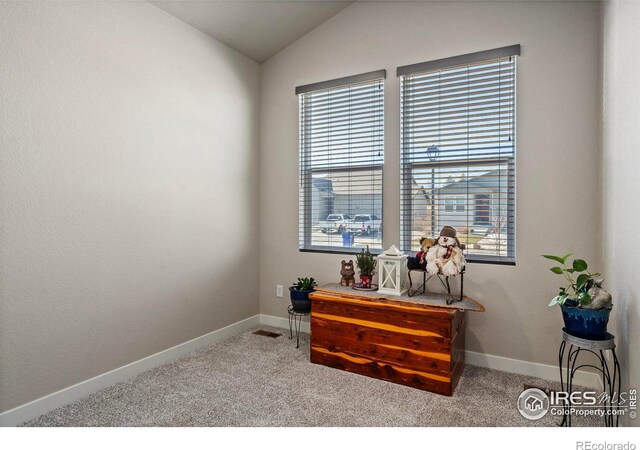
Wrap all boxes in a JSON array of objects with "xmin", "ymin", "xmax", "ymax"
[
  {"xmin": 253, "ymin": 330, "xmax": 282, "ymax": 338},
  {"xmin": 523, "ymin": 383, "xmax": 554, "ymax": 396}
]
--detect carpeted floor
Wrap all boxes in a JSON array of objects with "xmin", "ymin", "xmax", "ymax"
[{"xmin": 24, "ymin": 327, "xmax": 601, "ymax": 427}]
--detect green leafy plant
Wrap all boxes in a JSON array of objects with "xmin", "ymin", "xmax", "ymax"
[
  {"xmin": 356, "ymin": 246, "xmax": 376, "ymax": 277},
  {"xmin": 542, "ymin": 253, "xmax": 600, "ymax": 307},
  {"xmin": 294, "ymin": 277, "xmax": 316, "ymax": 291}
]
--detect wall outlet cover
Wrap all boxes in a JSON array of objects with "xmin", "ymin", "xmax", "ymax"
[{"xmin": 276, "ymin": 285, "xmax": 283, "ymax": 298}]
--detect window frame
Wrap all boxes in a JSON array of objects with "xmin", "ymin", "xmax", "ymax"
[
  {"xmin": 297, "ymin": 71, "xmax": 386, "ymax": 255},
  {"xmin": 398, "ymin": 46, "xmax": 519, "ymax": 265}
]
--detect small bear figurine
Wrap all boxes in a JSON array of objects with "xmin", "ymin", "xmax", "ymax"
[
  {"xmin": 407, "ymin": 237, "xmax": 435, "ymax": 270},
  {"xmin": 340, "ymin": 260, "xmax": 355, "ymax": 287},
  {"xmin": 426, "ymin": 226, "xmax": 466, "ymax": 277},
  {"xmin": 417, "ymin": 237, "xmax": 435, "ymax": 265}
]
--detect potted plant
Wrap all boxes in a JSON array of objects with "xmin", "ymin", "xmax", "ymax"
[
  {"xmin": 289, "ymin": 277, "xmax": 316, "ymax": 313},
  {"xmin": 356, "ymin": 246, "xmax": 376, "ymax": 289},
  {"xmin": 543, "ymin": 253, "xmax": 613, "ymax": 340}
]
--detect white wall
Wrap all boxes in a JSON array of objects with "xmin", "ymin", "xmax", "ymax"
[
  {"xmin": 0, "ymin": 1, "xmax": 260, "ymax": 412},
  {"xmin": 601, "ymin": 0, "xmax": 640, "ymax": 427},
  {"xmin": 260, "ymin": 1, "xmax": 601, "ymax": 368}
]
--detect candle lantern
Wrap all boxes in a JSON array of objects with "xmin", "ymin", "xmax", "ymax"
[{"xmin": 377, "ymin": 245, "xmax": 408, "ymax": 296}]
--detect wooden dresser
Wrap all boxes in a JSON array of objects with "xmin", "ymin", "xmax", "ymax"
[{"xmin": 309, "ymin": 286, "xmax": 477, "ymax": 396}]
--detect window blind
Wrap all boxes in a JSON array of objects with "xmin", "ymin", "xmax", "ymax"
[
  {"xmin": 399, "ymin": 46, "xmax": 518, "ymax": 263},
  {"xmin": 297, "ymin": 71, "xmax": 385, "ymax": 253}
]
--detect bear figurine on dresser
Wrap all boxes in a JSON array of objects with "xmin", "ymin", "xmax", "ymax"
[{"xmin": 340, "ymin": 260, "xmax": 356, "ymax": 287}]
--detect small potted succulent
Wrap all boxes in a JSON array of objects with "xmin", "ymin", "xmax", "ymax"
[
  {"xmin": 543, "ymin": 253, "xmax": 612, "ymax": 340},
  {"xmin": 356, "ymin": 246, "xmax": 376, "ymax": 289},
  {"xmin": 289, "ymin": 277, "xmax": 316, "ymax": 313}
]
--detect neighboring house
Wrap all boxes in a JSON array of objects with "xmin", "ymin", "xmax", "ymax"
[
  {"xmin": 311, "ymin": 177, "xmax": 333, "ymax": 222},
  {"xmin": 429, "ymin": 170, "xmax": 508, "ymax": 232},
  {"xmin": 311, "ymin": 172, "xmax": 382, "ymax": 221},
  {"xmin": 408, "ymin": 179, "xmax": 433, "ymax": 238},
  {"xmin": 311, "ymin": 170, "xmax": 505, "ymax": 234}
]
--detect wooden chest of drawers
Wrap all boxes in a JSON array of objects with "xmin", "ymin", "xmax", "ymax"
[{"xmin": 309, "ymin": 289, "xmax": 466, "ymax": 396}]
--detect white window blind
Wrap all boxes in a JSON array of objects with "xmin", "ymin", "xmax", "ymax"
[
  {"xmin": 399, "ymin": 46, "xmax": 519, "ymax": 263},
  {"xmin": 297, "ymin": 71, "xmax": 385, "ymax": 253}
]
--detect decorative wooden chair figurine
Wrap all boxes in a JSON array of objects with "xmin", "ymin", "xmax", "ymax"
[{"xmin": 407, "ymin": 226, "xmax": 466, "ymax": 305}]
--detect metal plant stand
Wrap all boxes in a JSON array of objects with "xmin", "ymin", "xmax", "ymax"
[
  {"xmin": 407, "ymin": 267, "xmax": 465, "ymax": 305},
  {"xmin": 558, "ymin": 329, "xmax": 621, "ymax": 427},
  {"xmin": 287, "ymin": 305, "xmax": 309, "ymax": 349}
]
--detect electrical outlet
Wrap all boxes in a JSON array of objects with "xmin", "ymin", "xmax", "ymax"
[{"xmin": 276, "ymin": 284, "xmax": 284, "ymax": 298}]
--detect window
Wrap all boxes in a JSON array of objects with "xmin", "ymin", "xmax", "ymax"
[
  {"xmin": 399, "ymin": 46, "xmax": 519, "ymax": 263},
  {"xmin": 297, "ymin": 70, "xmax": 385, "ymax": 253},
  {"xmin": 444, "ymin": 195, "xmax": 465, "ymax": 212},
  {"xmin": 444, "ymin": 198, "xmax": 454, "ymax": 212}
]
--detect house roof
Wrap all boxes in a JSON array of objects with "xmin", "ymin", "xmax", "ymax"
[
  {"xmin": 312, "ymin": 170, "xmax": 503, "ymax": 197},
  {"xmin": 413, "ymin": 170, "xmax": 505, "ymax": 194},
  {"xmin": 312, "ymin": 178, "xmax": 333, "ymax": 192},
  {"xmin": 314, "ymin": 172, "xmax": 382, "ymax": 196}
]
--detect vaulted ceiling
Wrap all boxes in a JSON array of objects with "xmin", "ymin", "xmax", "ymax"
[{"xmin": 151, "ymin": 1, "xmax": 354, "ymax": 63}]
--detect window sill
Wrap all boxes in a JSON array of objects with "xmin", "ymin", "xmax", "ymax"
[
  {"xmin": 299, "ymin": 248, "xmax": 514, "ymax": 265},
  {"xmin": 299, "ymin": 247, "xmax": 383, "ymax": 256},
  {"xmin": 466, "ymin": 257, "xmax": 516, "ymax": 266}
]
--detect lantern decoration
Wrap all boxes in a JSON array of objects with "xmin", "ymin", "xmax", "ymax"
[{"xmin": 377, "ymin": 245, "xmax": 408, "ymax": 296}]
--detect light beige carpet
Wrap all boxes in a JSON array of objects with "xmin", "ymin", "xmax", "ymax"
[{"xmin": 24, "ymin": 327, "xmax": 601, "ymax": 427}]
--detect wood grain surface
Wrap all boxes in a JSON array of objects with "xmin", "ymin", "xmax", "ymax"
[{"xmin": 310, "ymin": 292, "xmax": 465, "ymax": 396}]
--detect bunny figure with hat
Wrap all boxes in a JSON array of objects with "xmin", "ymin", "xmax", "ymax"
[{"xmin": 425, "ymin": 226, "xmax": 466, "ymax": 277}]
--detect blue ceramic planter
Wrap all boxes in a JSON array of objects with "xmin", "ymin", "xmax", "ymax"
[
  {"xmin": 561, "ymin": 304, "xmax": 611, "ymax": 340},
  {"xmin": 289, "ymin": 286, "xmax": 313, "ymax": 313}
]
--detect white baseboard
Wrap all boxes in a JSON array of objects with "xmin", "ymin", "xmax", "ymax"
[
  {"xmin": 465, "ymin": 350, "xmax": 601, "ymax": 390},
  {"xmin": 0, "ymin": 314, "xmax": 260, "ymax": 427},
  {"xmin": 260, "ymin": 313, "xmax": 310, "ymax": 333},
  {"xmin": 259, "ymin": 314, "xmax": 601, "ymax": 390}
]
